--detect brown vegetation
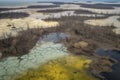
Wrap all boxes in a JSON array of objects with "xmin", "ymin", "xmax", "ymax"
[
  {"xmin": 74, "ymin": 9, "xmax": 97, "ymax": 14},
  {"xmin": 62, "ymin": 36, "xmax": 97, "ymax": 56},
  {"xmin": 118, "ymin": 18, "xmax": 120, "ymax": 21},
  {"xmin": 0, "ymin": 28, "xmax": 47, "ymax": 59},
  {"xmin": 37, "ymin": 9, "xmax": 72, "ymax": 13},
  {"xmin": 74, "ymin": 3, "xmax": 117, "ymax": 9},
  {"xmin": 90, "ymin": 56, "xmax": 116, "ymax": 79},
  {"xmin": 0, "ymin": 7, "xmax": 25, "ymax": 12},
  {"xmin": 27, "ymin": 5, "xmax": 59, "ymax": 8},
  {"xmin": 37, "ymin": 2, "xmax": 69, "ymax": 5},
  {"xmin": 44, "ymin": 16, "xmax": 120, "ymax": 49},
  {"xmin": 0, "ymin": 25, "xmax": 60, "ymax": 59},
  {"xmin": 37, "ymin": 9, "xmax": 97, "ymax": 14},
  {"xmin": 0, "ymin": 12, "xmax": 29, "ymax": 19},
  {"xmin": 0, "ymin": 15, "xmax": 119, "ymax": 59}
]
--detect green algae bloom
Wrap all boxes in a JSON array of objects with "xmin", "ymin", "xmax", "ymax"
[{"xmin": 15, "ymin": 55, "xmax": 97, "ymax": 80}]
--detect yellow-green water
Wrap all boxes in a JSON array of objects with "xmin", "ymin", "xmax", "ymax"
[{"xmin": 15, "ymin": 55, "xmax": 97, "ymax": 80}]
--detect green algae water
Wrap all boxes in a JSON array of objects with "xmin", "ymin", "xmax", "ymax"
[
  {"xmin": 0, "ymin": 32, "xmax": 97, "ymax": 80},
  {"xmin": 15, "ymin": 55, "xmax": 97, "ymax": 80},
  {"xmin": 0, "ymin": 42, "xmax": 69, "ymax": 80}
]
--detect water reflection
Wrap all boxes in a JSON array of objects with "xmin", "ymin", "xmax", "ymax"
[
  {"xmin": 39, "ymin": 33, "xmax": 70, "ymax": 43},
  {"xmin": 96, "ymin": 49, "xmax": 120, "ymax": 80}
]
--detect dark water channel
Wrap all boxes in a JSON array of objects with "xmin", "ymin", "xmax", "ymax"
[{"xmin": 96, "ymin": 49, "xmax": 120, "ymax": 80}]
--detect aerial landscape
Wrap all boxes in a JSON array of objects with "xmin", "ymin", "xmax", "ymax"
[{"xmin": 0, "ymin": 0, "xmax": 120, "ymax": 80}]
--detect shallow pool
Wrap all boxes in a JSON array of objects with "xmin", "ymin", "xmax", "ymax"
[{"xmin": 96, "ymin": 49, "xmax": 120, "ymax": 80}]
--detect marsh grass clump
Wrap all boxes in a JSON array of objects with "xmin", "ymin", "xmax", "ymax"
[
  {"xmin": 0, "ymin": 28, "xmax": 47, "ymax": 58},
  {"xmin": 37, "ymin": 9, "xmax": 98, "ymax": 14},
  {"xmin": 62, "ymin": 36, "xmax": 97, "ymax": 56},
  {"xmin": 0, "ymin": 12, "xmax": 29, "ymax": 19},
  {"xmin": 37, "ymin": 9, "xmax": 72, "ymax": 13},
  {"xmin": 118, "ymin": 18, "xmax": 120, "ymax": 21},
  {"xmin": 74, "ymin": 10, "xmax": 97, "ymax": 14},
  {"xmin": 0, "ymin": 8, "xmax": 25, "ymax": 12},
  {"xmin": 76, "ymin": 3, "xmax": 115, "ymax": 9},
  {"xmin": 90, "ymin": 56, "xmax": 116, "ymax": 79},
  {"xmin": 27, "ymin": 5, "xmax": 59, "ymax": 8},
  {"xmin": 15, "ymin": 55, "xmax": 97, "ymax": 80}
]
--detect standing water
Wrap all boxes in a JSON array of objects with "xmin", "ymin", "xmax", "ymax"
[
  {"xmin": 96, "ymin": 49, "xmax": 120, "ymax": 80},
  {"xmin": 39, "ymin": 33, "xmax": 69, "ymax": 43}
]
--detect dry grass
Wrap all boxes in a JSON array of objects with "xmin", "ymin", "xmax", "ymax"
[{"xmin": 0, "ymin": 28, "xmax": 47, "ymax": 58}]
